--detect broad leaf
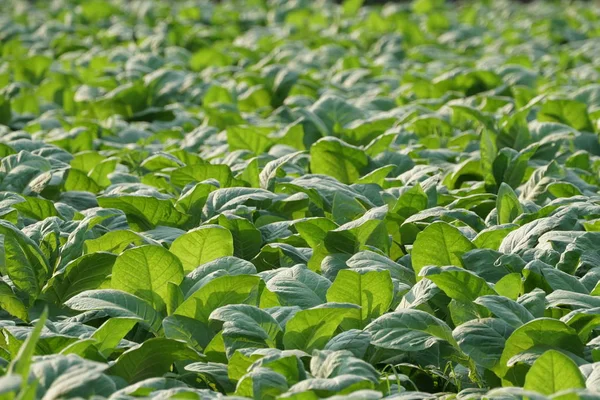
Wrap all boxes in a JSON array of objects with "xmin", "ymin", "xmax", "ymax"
[
  {"xmin": 170, "ymin": 225, "xmax": 234, "ymax": 272},
  {"xmin": 112, "ymin": 245, "xmax": 184, "ymax": 310},
  {"xmin": 326, "ymin": 270, "xmax": 393, "ymax": 328},
  {"xmin": 365, "ymin": 309, "xmax": 457, "ymax": 351},
  {"xmin": 411, "ymin": 221, "xmax": 475, "ymax": 279},
  {"xmin": 523, "ymin": 350, "xmax": 585, "ymax": 395},
  {"xmin": 283, "ymin": 304, "xmax": 359, "ymax": 353},
  {"xmin": 107, "ymin": 338, "xmax": 203, "ymax": 383}
]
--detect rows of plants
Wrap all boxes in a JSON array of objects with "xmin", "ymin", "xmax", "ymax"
[{"xmin": 1, "ymin": 0, "xmax": 600, "ymax": 398}]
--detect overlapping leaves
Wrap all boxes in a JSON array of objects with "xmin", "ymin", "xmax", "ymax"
[{"xmin": 1, "ymin": 0, "xmax": 600, "ymax": 398}]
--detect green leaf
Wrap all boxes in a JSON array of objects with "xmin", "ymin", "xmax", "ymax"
[
  {"xmin": 167, "ymin": 281, "xmax": 184, "ymax": 315},
  {"xmin": 260, "ymin": 151, "xmax": 307, "ymax": 191},
  {"xmin": 70, "ymin": 151, "xmax": 105, "ymax": 173},
  {"xmin": 496, "ymin": 183, "xmax": 523, "ymax": 224},
  {"xmin": 0, "ymin": 376, "xmax": 21, "ymax": 398},
  {"xmin": 453, "ymin": 318, "xmax": 513, "ymax": 369},
  {"xmin": 238, "ymin": 157, "xmax": 260, "ymax": 188},
  {"xmin": 390, "ymin": 183, "xmax": 429, "ymax": 221},
  {"xmin": 228, "ymin": 125, "xmax": 275, "ymax": 154},
  {"xmin": 0, "ymin": 280, "xmax": 28, "ymax": 320},
  {"xmin": 170, "ymin": 225, "xmax": 234, "ymax": 272},
  {"xmin": 83, "ymin": 230, "xmax": 144, "ymax": 254},
  {"xmin": 267, "ymin": 265, "xmax": 331, "ymax": 309},
  {"xmin": 495, "ymin": 318, "xmax": 583, "ymax": 378},
  {"xmin": 163, "ymin": 315, "xmax": 213, "ymax": 351},
  {"xmin": 411, "ymin": 221, "xmax": 475, "ymax": 279},
  {"xmin": 310, "ymin": 95, "xmax": 363, "ymax": 135},
  {"xmin": 185, "ymin": 362, "xmax": 235, "ymax": 393},
  {"xmin": 365, "ymin": 309, "xmax": 457, "ymax": 351},
  {"xmin": 112, "ymin": 245, "xmax": 184, "ymax": 310},
  {"xmin": 171, "ymin": 164, "xmax": 236, "ymax": 188},
  {"xmin": 494, "ymin": 272, "xmax": 523, "ymax": 300},
  {"xmin": 43, "ymin": 252, "xmax": 117, "ymax": 303},
  {"xmin": 326, "ymin": 270, "xmax": 393, "ymax": 328},
  {"xmin": 475, "ymin": 295, "xmax": 534, "ymax": 328},
  {"xmin": 64, "ymin": 169, "xmax": 101, "ymax": 193},
  {"xmin": 30, "ymin": 355, "xmax": 116, "ymax": 398},
  {"xmin": 287, "ymin": 375, "xmax": 374, "ymax": 397},
  {"xmin": 324, "ymin": 206, "xmax": 389, "ymax": 255},
  {"xmin": 294, "ymin": 218, "xmax": 338, "ymax": 249},
  {"xmin": 97, "ymin": 195, "xmax": 188, "ymax": 230},
  {"xmin": 420, "ymin": 266, "xmax": 496, "ymax": 303},
  {"xmin": 523, "ymin": 350, "xmax": 585, "ymax": 395},
  {"xmin": 0, "ymin": 220, "xmax": 50, "ymax": 297},
  {"xmin": 0, "ymin": 94, "xmax": 11, "ymax": 125},
  {"xmin": 91, "ymin": 317, "xmax": 138, "ymax": 357},
  {"xmin": 176, "ymin": 183, "xmax": 215, "ymax": 218},
  {"xmin": 310, "ymin": 137, "xmax": 368, "ymax": 184},
  {"xmin": 251, "ymin": 351, "xmax": 307, "ymax": 386},
  {"xmin": 311, "ymin": 350, "xmax": 378, "ymax": 383},
  {"xmin": 180, "ymin": 256, "xmax": 257, "ymax": 296},
  {"xmin": 88, "ymin": 157, "xmax": 118, "ymax": 187},
  {"xmin": 347, "ymin": 250, "xmax": 415, "ymax": 285},
  {"xmin": 356, "ymin": 165, "xmax": 395, "ymax": 186},
  {"xmin": 203, "ymin": 187, "xmax": 278, "ymax": 219},
  {"xmin": 324, "ymin": 330, "xmax": 372, "ymax": 358},
  {"xmin": 174, "ymin": 274, "xmax": 261, "ymax": 323},
  {"xmin": 283, "ymin": 304, "xmax": 359, "ymax": 352},
  {"xmin": 235, "ymin": 367, "xmax": 288, "ymax": 400},
  {"xmin": 342, "ymin": 0, "xmax": 364, "ymax": 16},
  {"xmin": 217, "ymin": 215, "xmax": 262, "ymax": 260},
  {"xmin": 107, "ymin": 338, "xmax": 203, "ymax": 383},
  {"xmin": 65, "ymin": 289, "xmax": 163, "ymax": 333},
  {"xmin": 227, "ymin": 349, "xmax": 262, "ymax": 382},
  {"xmin": 12, "ymin": 195, "xmax": 59, "ymax": 220},
  {"xmin": 538, "ymin": 98, "xmax": 594, "ymax": 132},
  {"xmin": 413, "ymin": 0, "xmax": 445, "ymax": 13},
  {"xmin": 210, "ymin": 304, "xmax": 282, "ymax": 356},
  {"xmin": 8, "ymin": 308, "xmax": 47, "ymax": 390},
  {"xmin": 332, "ymin": 191, "xmax": 366, "ymax": 225},
  {"xmin": 492, "ymin": 147, "xmax": 536, "ymax": 189},
  {"xmin": 473, "ymin": 224, "xmax": 517, "ymax": 251},
  {"xmin": 561, "ymin": 308, "xmax": 600, "ymax": 342},
  {"xmin": 546, "ymin": 290, "xmax": 600, "ymax": 309}
]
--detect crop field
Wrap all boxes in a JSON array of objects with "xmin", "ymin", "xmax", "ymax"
[{"xmin": 1, "ymin": 0, "xmax": 600, "ymax": 398}]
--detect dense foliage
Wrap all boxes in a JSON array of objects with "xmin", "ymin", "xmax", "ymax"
[{"xmin": 1, "ymin": 0, "xmax": 600, "ymax": 398}]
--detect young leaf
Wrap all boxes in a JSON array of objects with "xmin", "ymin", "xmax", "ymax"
[
  {"xmin": 411, "ymin": 221, "xmax": 475, "ymax": 279},
  {"xmin": 326, "ymin": 270, "xmax": 393, "ymax": 328},
  {"xmin": 91, "ymin": 317, "xmax": 138, "ymax": 358},
  {"xmin": 0, "ymin": 220, "xmax": 50, "ymax": 298},
  {"xmin": 309, "ymin": 137, "xmax": 368, "ymax": 184},
  {"xmin": 523, "ymin": 350, "xmax": 585, "ymax": 395},
  {"xmin": 112, "ymin": 245, "xmax": 184, "ymax": 309},
  {"xmin": 170, "ymin": 225, "xmax": 234, "ymax": 272},
  {"xmin": 174, "ymin": 275, "xmax": 261, "ymax": 323},
  {"xmin": 283, "ymin": 304, "xmax": 359, "ymax": 352},
  {"xmin": 0, "ymin": 280, "xmax": 28, "ymax": 321},
  {"xmin": 496, "ymin": 182, "xmax": 523, "ymax": 224},
  {"xmin": 495, "ymin": 318, "xmax": 583, "ymax": 378},
  {"xmin": 420, "ymin": 266, "xmax": 496, "ymax": 303},
  {"xmin": 43, "ymin": 252, "xmax": 117, "ymax": 303},
  {"xmin": 8, "ymin": 308, "xmax": 48, "ymax": 389}
]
